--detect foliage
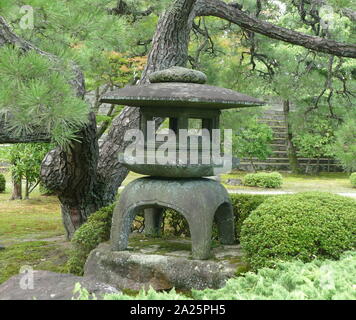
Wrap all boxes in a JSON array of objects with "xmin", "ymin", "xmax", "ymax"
[
  {"xmin": 230, "ymin": 194, "xmax": 270, "ymax": 240},
  {"xmin": 192, "ymin": 251, "xmax": 356, "ymax": 300},
  {"xmin": 0, "ymin": 174, "xmax": 6, "ymax": 192},
  {"xmin": 0, "ymin": 0, "xmax": 155, "ymax": 144},
  {"xmin": 7, "ymin": 143, "xmax": 53, "ymax": 199},
  {"xmin": 104, "ymin": 287, "xmax": 189, "ymax": 300},
  {"xmin": 240, "ymin": 192, "xmax": 356, "ymax": 270},
  {"xmin": 350, "ymin": 173, "xmax": 356, "ymax": 188},
  {"xmin": 89, "ymin": 251, "xmax": 356, "ymax": 300},
  {"xmin": 333, "ymin": 118, "xmax": 356, "ymax": 172},
  {"xmin": 243, "ymin": 172, "xmax": 283, "ymax": 188},
  {"xmin": 0, "ymin": 47, "xmax": 88, "ymax": 146},
  {"xmin": 66, "ymin": 204, "xmax": 115, "ymax": 275},
  {"xmin": 163, "ymin": 209, "xmax": 190, "ymax": 237},
  {"xmin": 292, "ymin": 117, "xmax": 336, "ymax": 168},
  {"xmin": 222, "ymin": 115, "xmax": 273, "ymax": 171}
]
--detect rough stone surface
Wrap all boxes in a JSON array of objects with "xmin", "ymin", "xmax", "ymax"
[
  {"xmin": 100, "ymin": 82, "xmax": 265, "ymax": 109},
  {"xmin": 84, "ymin": 243, "xmax": 241, "ymax": 291},
  {"xmin": 0, "ymin": 270, "xmax": 120, "ymax": 300},
  {"xmin": 111, "ymin": 177, "xmax": 235, "ymax": 260},
  {"xmin": 149, "ymin": 66, "xmax": 207, "ymax": 84},
  {"xmin": 119, "ymin": 153, "xmax": 240, "ymax": 178}
]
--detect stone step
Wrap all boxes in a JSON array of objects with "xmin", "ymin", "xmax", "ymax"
[
  {"xmin": 262, "ymin": 109, "xmax": 285, "ymax": 115},
  {"xmin": 238, "ymin": 162, "xmax": 343, "ymax": 173},
  {"xmin": 241, "ymin": 157, "xmax": 339, "ymax": 164},
  {"xmin": 270, "ymin": 151, "xmax": 288, "ymax": 158},
  {"xmin": 270, "ymin": 126, "xmax": 288, "ymax": 133},
  {"xmin": 260, "ymin": 114, "xmax": 285, "ymax": 121},
  {"xmin": 272, "ymin": 132, "xmax": 287, "ymax": 139},
  {"xmin": 259, "ymin": 119, "xmax": 286, "ymax": 126},
  {"xmin": 272, "ymin": 138, "xmax": 286, "ymax": 144},
  {"xmin": 270, "ymin": 144, "xmax": 287, "ymax": 151}
]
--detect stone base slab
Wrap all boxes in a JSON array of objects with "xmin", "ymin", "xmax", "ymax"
[{"xmin": 84, "ymin": 242, "xmax": 244, "ymax": 291}]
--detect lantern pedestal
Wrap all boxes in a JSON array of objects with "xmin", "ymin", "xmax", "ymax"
[{"xmin": 111, "ymin": 177, "xmax": 235, "ymax": 260}]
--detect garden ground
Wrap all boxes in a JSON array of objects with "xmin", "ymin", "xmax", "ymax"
[
  {"xmin": 123, "ymin": 171, "xmax": 356, "ymax": 197},
  {"xmin": 0, "ymin": 170, "xmax": 355, "ymax": 285}
]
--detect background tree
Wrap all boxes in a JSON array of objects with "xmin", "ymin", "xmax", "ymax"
[
  {"xmin": 7, "ymin": 143, "xmax": 52, "ymax": 199},
  {"xmin": 222, "ymin": 113, "xmax": 273, "ymax": 172}
]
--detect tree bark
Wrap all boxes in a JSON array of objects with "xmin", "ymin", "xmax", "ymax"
[
  {"xmin": 10, "ymin": 178, "xmax": 22, "ymax": 200},
  {"xmin": 283, "ymin": 100, "xmax": 300, "ymax": 174},
  {"xmin": 24, "ymin": 179, "xmax": 29, "ymax": 200},
  {"xmin": 41, "ymin": 112, "xmax": 99, "ymax": 238}
]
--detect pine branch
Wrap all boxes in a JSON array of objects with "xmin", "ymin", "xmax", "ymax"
[{"xmin": 194, "ymin": 0, "xmax": 356, "ymax": 58}]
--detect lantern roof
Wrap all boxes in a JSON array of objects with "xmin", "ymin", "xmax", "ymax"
[{"xmin": 100, "ymin": 67, "xmax": 265, "ymax": 109}]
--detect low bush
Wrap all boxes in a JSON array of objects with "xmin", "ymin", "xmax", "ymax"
[
  {"xmin": 350, "ymin": 173, "xmax": 356, "ymax": 188},
  {"xmin": 0, "ymin": 174, "xmax": 5, "ymax": 192},
  {"xmin": 66, "ymin": 194, "xmax": 273, "ymax": 275},
  {"xmin": 243, "ymin": 172, "xmax": 283, "ymax": 188},
  {"xmin": 230, "ymin": 194, "xmax": 270, "ymax": 239},
  {"xmin": 76, "ymin": 251, "xmax": 356, "ymax": 300},
  {"xmin": 66, "ymin": 204, "xmax": 115, "ymax": 275},
  {"xmin": 240, "ymin": 192, "xmax": 356, "ymax": 270}
]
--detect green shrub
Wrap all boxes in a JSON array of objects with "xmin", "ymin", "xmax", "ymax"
[
  {"xmin": 230, "ymin": 194, "xmax": 270, "ymax": 240},
  {"xmin": 163, "ymin": 209, "xmax": 190, "ymax": 237},
  {"xmin": 350, "ymin": 173, "xmax": 356, "ymax": 188},
  {"xmin": 163, "ymin": 194, "xmax": 272, "ymax": 242},
  {"xmin": 333, "ymin": 118, "xmax": 356, "ymax": 172},
  {"xmin": 66, "ymin": 204, "xmax": 115, "ymax": 275},
  {"xmin": 240, "ymin": 192, "xmax": 356, "ymax": 270},
  {"xmin": 0, "ymin": 174, "xmax": 5, "ymax": 192},
  {"xmin": 79, "ymin": 251, "xmax": 356, "ymax": 300},
  {"xmin": 243, "ymin": 172, "xmax": 283, "ymax": 188}
]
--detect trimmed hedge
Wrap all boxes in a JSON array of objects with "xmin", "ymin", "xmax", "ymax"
[
  {"xmin": 67, "ymin": 194, "xmax": 272, "ymax": 275},
  {"xmin": 243, "ymin": 172, "xmax": 283, "ymax": 188},
  {"xmin": 350, "ymin": 173, "xmax": 356, "ymax": 188},
  {"xmin": 75, "ymin": 251, "xmax": 356, "ymax": 300},
  {"xmin": 240, "ymin": 192, "xmax": 356, "ymax": 270},
  {"xmin": 0, "ymin": 174, "xmax": 5, "ymax": 192}
]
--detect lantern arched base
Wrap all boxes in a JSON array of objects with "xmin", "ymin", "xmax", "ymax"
[{"xmin": 110, "ymin": 177, "xmax": 235, "ymax": 260}]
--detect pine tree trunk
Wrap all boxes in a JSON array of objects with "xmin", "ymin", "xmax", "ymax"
[{"xmin": 283, "ymin": 100, "xmax": 300, "ymax": 174}]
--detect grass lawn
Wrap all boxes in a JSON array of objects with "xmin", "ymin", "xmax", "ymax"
[
  {"xmin": 0, "ymin": 173, "xmax": 70, "ymax": 285},
  {"xmin": 220, "ymin": 171, "xmax": 356, "ymax": 194}
]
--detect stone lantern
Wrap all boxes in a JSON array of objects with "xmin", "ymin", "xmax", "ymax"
[{"xmin": 101, "ymin": 67, "xmax": 264, "ymax": 260}]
